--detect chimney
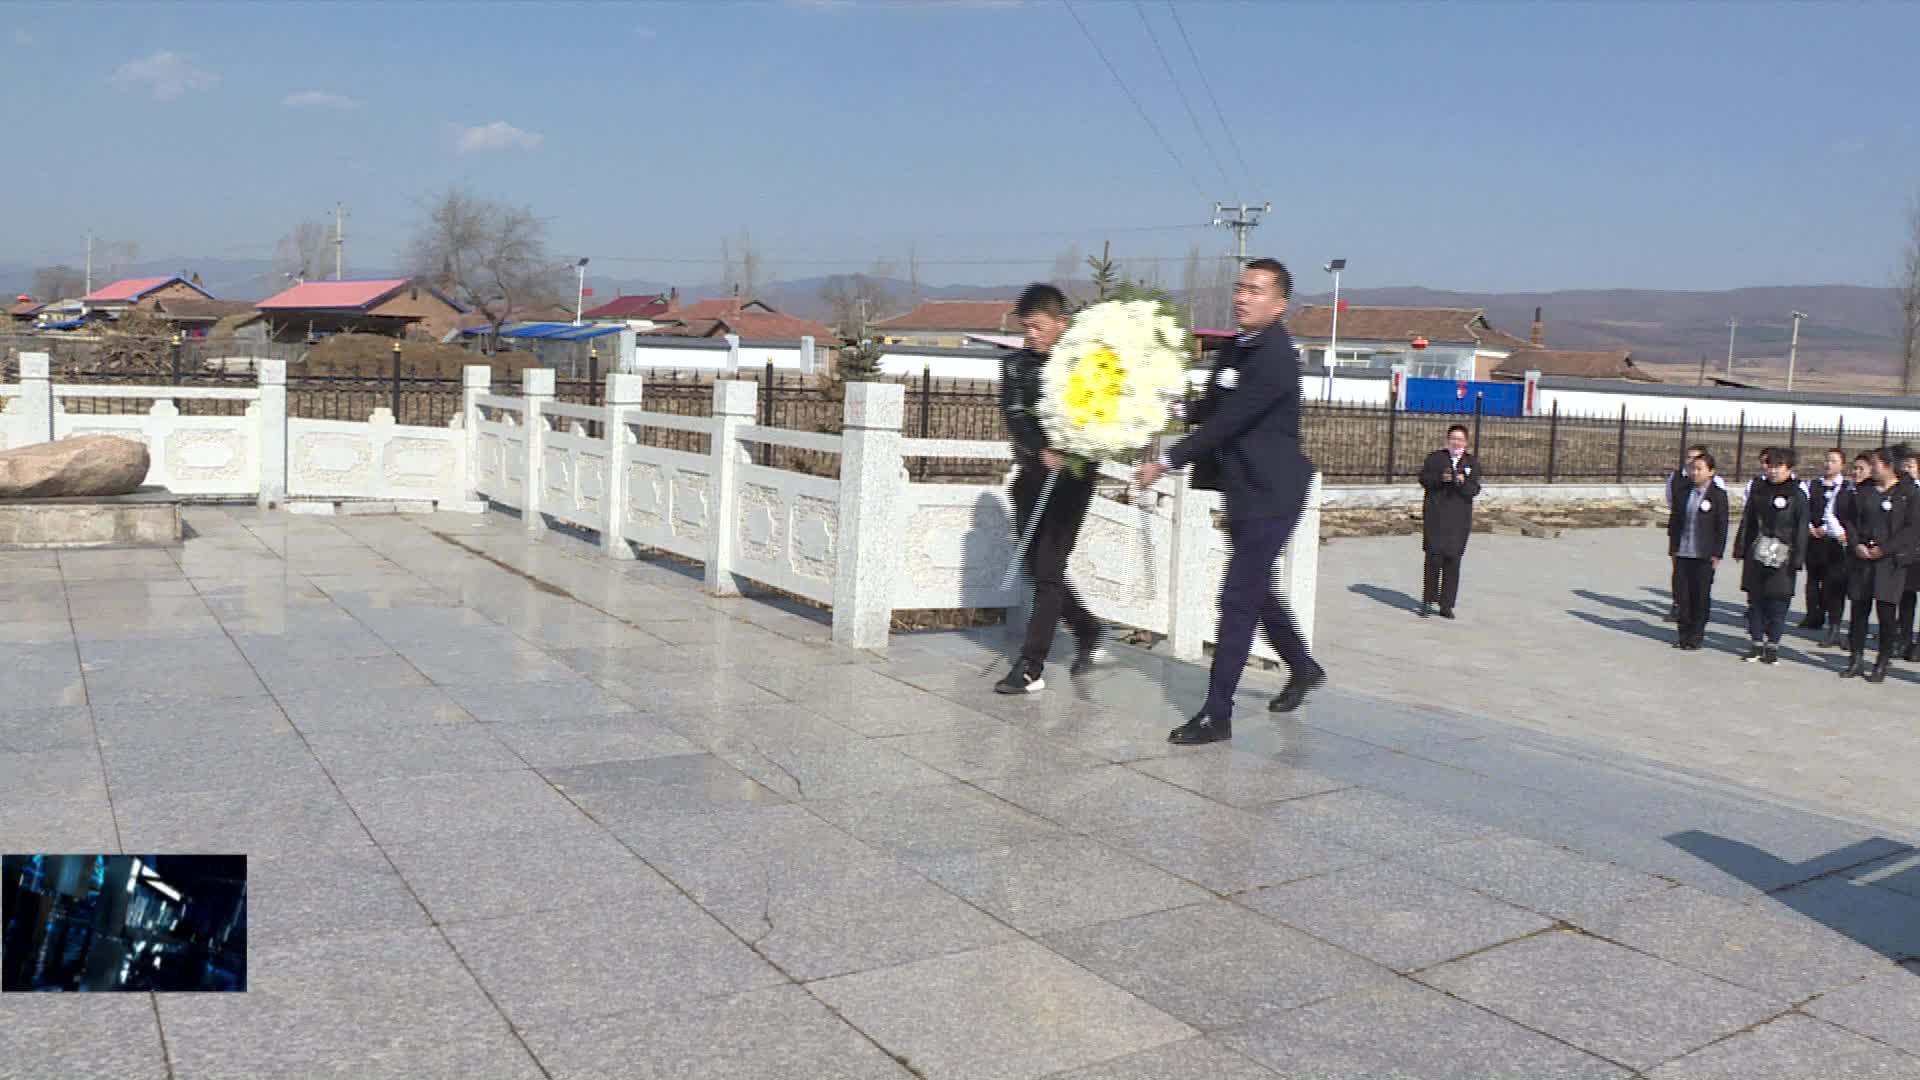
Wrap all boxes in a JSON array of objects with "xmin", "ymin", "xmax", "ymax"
[
  {"xmin": 1529, "ymin": 306, "xmax": 1544, "ymax": 347},
  {"xmin": 668, "ymin": 286, "xmax": 679, "ymax": 309}
]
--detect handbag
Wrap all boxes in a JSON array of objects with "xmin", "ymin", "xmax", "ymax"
[{"xmin": 1751, "ymin": 534, "xmax": 1790, "ymax": 569}]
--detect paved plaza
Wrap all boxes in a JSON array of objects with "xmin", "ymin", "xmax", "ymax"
[{"xmin": 1, "ymin": 508, "xmax": 1918, "ymax": 1079}]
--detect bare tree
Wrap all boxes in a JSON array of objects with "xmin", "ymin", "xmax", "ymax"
[
  {"xmin": 819, "ymin": 268, "xmax": 895, "ymax": 341},
  {"xmin": 30, "ymin": 265, "xmax": 87, "ymax": 300},
  {"xmin": 273, "ymin": 221, "xmax": 331, "ymax": 285},
  {"xmin": 410, "ymin": 186, "xmax": 567, "ymax": 333},
  {"xmin": 738, "ymin": 229, "xmax": 762, "ymax": 300},
  {"xmin": 1901, "ymin": 195, "xmax": 1920, "ymax": 395}
]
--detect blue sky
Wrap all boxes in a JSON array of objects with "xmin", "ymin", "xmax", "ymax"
[{"xmin": 3, "ymin": 0, "xmax": 1916, "ymax": 294}]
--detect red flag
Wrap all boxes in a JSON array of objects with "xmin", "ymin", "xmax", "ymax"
[
  {"xmin": 582, "ymin": 287, "xmax": 595, "ymax": 297},
  {"xmin": 1336, "ymin": 299, "xmax": 1348, "ymax": 313}
]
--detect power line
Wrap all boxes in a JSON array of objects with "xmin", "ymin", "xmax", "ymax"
[
  {"xmin": 1134, "ymin": 1, "xmax": 1229, "ymax": 190},
  {"xmin": 1167, "ymin": 0, "xmax": 1257, "ymax": 192},
  {"xmin": 1061, "ymin": 0, "xmax": 1209, "ymax": 198},
  {"xmin": 583, "ymin": 253, "xmax": 1243, "ymax": 268}
]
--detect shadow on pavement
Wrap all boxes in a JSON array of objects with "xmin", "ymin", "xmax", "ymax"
[
  {"xmin": 1668, "ymin": 830, "xmax": 1920, "ymax": 965},
  {"xmin": 1567, "ymin": 609, "xmax": 1677, "ymax": 645},
  {"xmin": 1349, "ymin": 583, "xmax": 1423, "ymax": 614}
]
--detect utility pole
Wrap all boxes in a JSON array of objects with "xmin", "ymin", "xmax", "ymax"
[
  {"xmin": 333, "ymin": 204, "xmax": 347, "ymax": 280},
  {"xmin": 1210, "ymin": 201, "xmax": 1270, "ymax": 264},
  {"xmin": 855, "ymin": 296, "xmax": 872, "ymax": 339},
  {"xmin": 1725, "ymin": 320, "xmax": 1737, "ymax": 377},
  {"xmin": 85, "ymin": 233, "xmax": 93, "ymax": 295},
  {"xmin": 1787, "ymin": 311, "xmax": 1807, "ymax": 392}
]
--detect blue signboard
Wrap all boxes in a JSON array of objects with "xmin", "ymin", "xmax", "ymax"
[{"xmin": 1405, "ymin": 378, "xmax": 1523, "ymax": 416}]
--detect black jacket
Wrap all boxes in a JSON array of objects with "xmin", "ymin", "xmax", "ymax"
[
  {"xmin": 998, "ymin": 348, "xmax": 1049, "ymax": 465},
  {"xmin": 1167, "ymin": 324, "xmax": 1311, "ymax": 521},
  {"xmin": 1420, "ymin": 450, "xmax": 1482, "ymax": 557},
  {"xmin": 1735, "ymin": 477, "xmax": 1809, "ymax": 597},
  {"xmin": 1847, "ymin": 478, "xmax": 1920, "ymax": 602},
  {"xmin": 1667, "ymin": 481, "xmax": 1730, "ymax": 559}
]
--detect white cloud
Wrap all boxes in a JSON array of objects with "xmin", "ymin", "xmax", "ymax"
[
  {"xmin": 111, "ymin": 50, "xmax": 220, "ymax": 101},
  {"xmin": 451, "ymin": 120, "xmax": 544, "ymax": 154},
  {"xmin": 283, "ymin": 90, "xmax": 360, "ymax": 110}
]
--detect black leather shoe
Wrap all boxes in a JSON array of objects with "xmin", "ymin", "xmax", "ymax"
[
  {"xmin": 1840, "ymin": 653, "xmax": 1866, "ymax": 678},
  {"xmin": 1798, "ymin": 616, "xmax": 1822, "ymax": 630},
  {"xmin": 1419, "ymin": 602, "xmax": 1432, "ymax": 619},
  {"xmin": 1866, "ymin": 655, "xmax": 1891, "ymax": 683},
  {"xmin": 1741, "ymin": 643, "xmax": 1764, "ymax": 663},
  {"xmin": 1167, "ymin": 713, "xmax": 1231, "ymax": 745},
  {"xmin": 1761, "ymin": 644, "xmax": 1779, "ymax": 665},
  {"xmin": 1906, "ymin": 638, "xmax": 1920, "ymax": 663},
  {"xmin": 1439, "ymin": 607, "xmax": 1456, "ymax": 620},
  {"xmin": 1268, "ymin": 665, "xmax": 1327, "ymax": 713},
  {"xmin": 1663, "ymin": 605, "xmax": 1678, "ymax": 622},
  {"xmin": 1821, "ymin": 625, "xmax": 1842, "ymax": 649}
]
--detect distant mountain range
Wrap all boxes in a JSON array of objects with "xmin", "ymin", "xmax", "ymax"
[{"xmin": 3, "ymin": 258, "xmax": 1900, "ymax": 378}]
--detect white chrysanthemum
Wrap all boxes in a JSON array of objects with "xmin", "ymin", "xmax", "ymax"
[{"xmin": 1036, "ymin": 299, "xmax": 1188, "ymax": 464}]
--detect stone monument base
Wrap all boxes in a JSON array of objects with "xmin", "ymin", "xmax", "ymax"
[{"xmin": 0, "ymin": 487, "xmax": 184, "ymax": 549}]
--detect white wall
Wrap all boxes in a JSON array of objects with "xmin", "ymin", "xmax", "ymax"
[
  {"xmin": 1535, "ymin": 380, "xmax": 1920, "ymax": 433},
  {"xmin": 879, "ymin": 347, "xmax": 1002, "ymax": 381}
]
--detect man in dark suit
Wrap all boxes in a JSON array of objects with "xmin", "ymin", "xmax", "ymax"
[
  {"xmin": 1418, "ymin": 423, "xmax": 1481, "ymax": 619},
  {"xmin": 1667, "ymin": 450, "xmax": 1728, "ymax": 650},
  {"xmin": 1136, "ymin": 258, "xmax": 1325, "ymax": 746}
]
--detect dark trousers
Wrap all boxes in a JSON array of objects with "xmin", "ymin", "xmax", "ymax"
[
  {"xmin": 1903, "ymin": 591, "xmax": 1918, "ymax": 644},
  {"xmin": 1203, "ymin": 513, "xmax": 1317, "ymax": 723},
  {"xmin": 1423, "ymin": 553, "xmax": 1462, "ymax": 609},
  {"xmin": 1011, "ymin": 463, "xmax": 1097, "ymax": 665},
  {"xmin": 1674, "ymin": 557, "xmax": 1714, "ymax": 642},
  {"xmin": 1745, "ymin": 594, "xmax": 1791, "ymax": 644},
  {"xmin": 1804, "ymin": 544, "xmax": 1847, "ymax": 627},
  {"xmin": 1845, "ymin": 569, "xmax": 1899, "ymax": 657}
]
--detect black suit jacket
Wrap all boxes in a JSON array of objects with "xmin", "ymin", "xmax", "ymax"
[
  {"xmin": 1167, "ymin": 325, "xmax": 1311, "ymax": 521},
  {"xmin": 1667, "ymin": 482, "xmax": 1730, "ymax": 559}
]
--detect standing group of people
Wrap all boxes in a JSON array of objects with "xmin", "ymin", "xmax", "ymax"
[
  {"xmin": 995, "ymin": 261, "xmax": 1326, "ymax": 747},
  {"xmin": 1665, "ymin": 442, "xmax": 1920, "ymax": 681}
]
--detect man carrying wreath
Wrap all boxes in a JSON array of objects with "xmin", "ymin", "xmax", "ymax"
[
  {"xmin": 994, "ymin": 283, "xmax": 1108, "ymax": 694},
  {"xmin": 1136, "ymin": 258, "xmax": 1327, "ymax": 744}
]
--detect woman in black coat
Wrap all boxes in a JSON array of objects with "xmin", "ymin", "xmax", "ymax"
[
  {"xmin": 1840, "ymin": 448, "xmax": 1920, "ymax": 681},
  {"xmin": 1733, "ymin": 448, "xmax": 1809, "ymax": 665},
  {"xmin": 1419, "ymin": 424, "xmax": 1482, "ymax": 619}
]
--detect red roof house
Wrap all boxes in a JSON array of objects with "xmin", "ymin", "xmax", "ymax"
[
  {"xmin": 256, "ymin": 278, "xmax": 468, "ymax": 341},
  {"xmin": 81, "ymin": 276, "xmax": 213, "ymax": 312}
]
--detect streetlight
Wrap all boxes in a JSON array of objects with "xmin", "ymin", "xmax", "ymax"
[
  {"xmin": 1323, "ymin": 259, "xmax": 1346, "ymax": 400},
  {"xmin": 1787, "ymin": 310, "xmax": 1807, "ymax": 392},
  {"xmin": 574, "ymin": 257, "xmax": 590, "ymax": 325}
]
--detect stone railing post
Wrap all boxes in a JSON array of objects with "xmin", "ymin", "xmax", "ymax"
[
  {"xmin": 833, "ymin": 382, "xmax": 905, "ymax": 651},
  {"xmin": 724, "ymin": 333, "xmax": 742, "ymax": 374},
  {"xmin": 17, "ymin": 352, "xmax": 54, "ymax": 444},
  {"xmin": 1164, "ymin": 473, "xmax": 1215, "ymax": 661},
  {"xmin": 1282, "ymin": 472, "xmax": 1323, "ymax": 650},
  {"xmin": 799, "ymin": 335, "xmax": 816, "ymax": 375},
  {"xmin": 521, "ymin": 366, "xmax": 555, "ymax": 533},
  {"xmin": 601, "ymin": 372, "xmax": 642, "ymax": 560},
  {"xmin": 461, "ymin": 365, "xmax": 491, "ymax": 503},
  {"xmin": 704, "ymin": 379, "xmax": 756, "ymax": 596},
  {"xmin": 256, "ymin": 359, "xmax": 287, "ymax": 509}
]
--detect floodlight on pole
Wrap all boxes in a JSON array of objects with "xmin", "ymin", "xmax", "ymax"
[
  {"xmin": 1786, "ymin": 310, "xmax": 1807, "ymax": 392},
  {"xmin": 1323, "ymin": 259, "xmax": 1347, "ymax": 401},
  {"xmin": 575, "ymin": 257, "xmax": 590, "ymax": 325}
]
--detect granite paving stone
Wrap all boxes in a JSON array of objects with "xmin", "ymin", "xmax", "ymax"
[
  {"xmin": 806, "ymin": 782, "xmax": 1067, "ymax": 859},
  {"xmin": 1420, "ymin": 930, "xmax": 1787, "ymax": 1071},
  {"xmin": 1255, "ymin": 785, "xmax": 1498, "ymax": 856},
  {"xmin": 1576, "ymin": 884, "xmax": 1893, "ymax": 1001},
  {"xmin": 879, "ymin": 723, "xmax": 1108, "ymax": 781},
  {"xmin": 1245, "ymin": 859, "xmax": 1554, "ymax": 972},
  {"xmin": 1043, "ymin": 900, "xmax": 1396, "ymax": 1029},
  {"xmin": 302, "ymin": 723, "xmax": 528, "ymax": 782},
  {"xmin": 0, "ymin": 704, "xmax": 95, "ymax": 753},
  {"xmin": 704, "ymin": 720, "xmax": 951, "ymax": 801},
  {"xmin": 519, "ymin": 986, "xmax": 916, "ymax": 1080},
  {"xmin": 3, "ymin": 744, "xmax": 108, "ymax": 803},
  {"xmin": 246, "ymin": 845, "xmax": 431, "ymax": 948},
  {"xmin": 156, "ymin": 928, "xmax": 545, "ymax": 1080},
  {"xmin": 441, "ymin": 677, "xmax": 640, "ymax": 725},
  {"xmin": 1037, "ymin": 1038, "xmax": 1281, "ymax": 1080},
  {"xmin": 975, "ymin": 766, "xmax": 1224, "ymax": 834},
  {"xmin": 274, "ymin": 684, "xmax": 477, "ymax": 732},
  {"xmin": 809, "ymin": 940, "xmax": 1195, "ymax": 1080},
  {"xmin": 0, "ymin": 793, "xmax": 120, "ymax": 852},
  {"xmin": 1219, "ymin": 981, "xmax": 1631, "ymax": 1079},
  {"xmin": 1755, "ymin": 878, "xmax": 1920, "ymax": 961},
  {"xmin": 907, "ymin": 835, "xmax": 1211, "ymax": 935},
  {"xmin": 115, "ymin": 782, "xmax": 374, "ymax": 857},
  {"xmin": 0, "ymin": 993, "xmax": 171, "ymax": 1080},
  {"xmin": 339, "ymin": 768, "xmax": 590, "ymax": 846},
  {"xmin": 1647, "ymin": 1012, "xmax": 1920, "ymax": 1079},
  {"xmin": 1398, "ymin": 833, "xmax": 1677, "ymax": 922},
  {"xmin": 483, "ymin": 712, "xmax": 701, "ymax": 769},
  {"xmin": 441, "ymin": 894, "xmax": 785, "ymax": 1029},
  {"xmin": 1806, "ymin": 963, "xmax": 1920, "ymax": 1056},
  {"xmin": 544, "ymin": 752, "xmax": 789, "ymax": 819},
  {"xmin": 383, "ymin": 821, "xmax": 678, "ymax": 925},
  {"xmin": 1095, "ymin": 805, "xmax": 1375, "ymax": 895},
  {"xmin": 1131, "ymin": 749, "xmax": 1351, "ymax": 807}
]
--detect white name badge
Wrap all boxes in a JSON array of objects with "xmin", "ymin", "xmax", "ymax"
[
  {"xmin": 1773, "ymin": 496, "xmax": 1788, "ymax": 509},
  {"xmin": 1700, "ymin": 500, "xmax": 1712, "ymax": 512},
  {"xmin": 1884, "ymin": 499, "xmax": 1895, "ymax": 512},
  {"xmin": 1216, "ymin": 367, "xmax": 1239, "ymax": 389}
]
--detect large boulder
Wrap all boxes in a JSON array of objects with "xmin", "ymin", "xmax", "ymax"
[{"xmin": 0, "ymin": 436, "xmax": 151, "ymax": 499}]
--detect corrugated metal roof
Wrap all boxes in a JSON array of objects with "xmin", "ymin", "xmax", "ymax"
[
  {"xmin": 257, "ymin": 279, "xmax": 411, "ymax": 310},
  {"xmin": 83, "ymin": 276, "xmax": 209, "ymax": 303}
]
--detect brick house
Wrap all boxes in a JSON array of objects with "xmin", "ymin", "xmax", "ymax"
[
  {"xmin": 1286, "ymin": 305, "xmax": 1535, "ymax": 381},
  {"xmin": 255, "ymin": 278, "xmax": 468, "ymax": 342},
  {"xmin": 81, "ymin": 276, "xmax": 215, "ymax": 317},
  {"xmin": 872, "ymin": 300, "xmax": 1017, "ymax": 348}
]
